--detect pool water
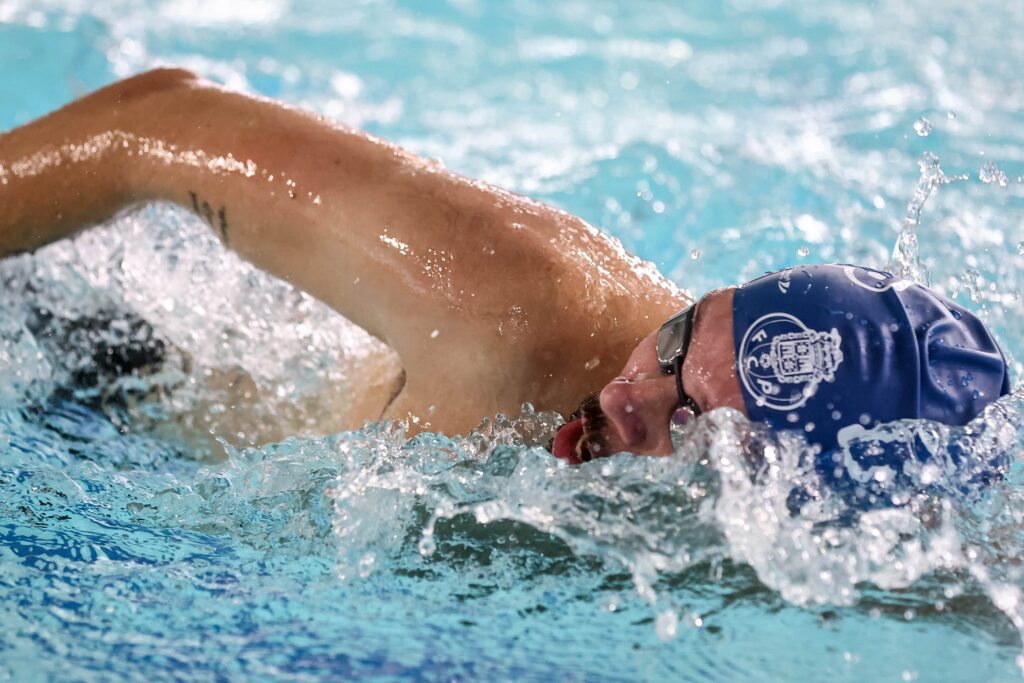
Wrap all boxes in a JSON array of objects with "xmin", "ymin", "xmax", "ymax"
[{"xmin": 2, "ymin": 0, "xmax": 1024, "ymax": 680}]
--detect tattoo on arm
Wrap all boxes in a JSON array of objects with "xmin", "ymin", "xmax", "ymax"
[{"xmin": 188, "ymin": 190, "xmax": 230, "ymax": 244}]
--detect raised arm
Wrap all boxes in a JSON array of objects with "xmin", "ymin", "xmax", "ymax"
[
  {"xmin": 1, "ymin": 69, "xmax": 533, "ymax": 340},
  {"xmin": 0, "ymin": 69, "xmax": 685, "ymax": 432}
]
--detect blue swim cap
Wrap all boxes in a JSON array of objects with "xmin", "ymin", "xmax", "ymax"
[{"xmin": 732, "ymin": 264, "xmax": 1012, "ymax": 452}]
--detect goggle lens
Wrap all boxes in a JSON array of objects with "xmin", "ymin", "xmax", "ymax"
[{"xmin": 656, "ymin": 304, "xmax": 702, "ymax": 416}]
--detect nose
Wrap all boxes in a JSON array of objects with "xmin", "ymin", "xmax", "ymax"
[{"xmin": 598, "ymin": 373, "xmax": 680, "ymax": 455}]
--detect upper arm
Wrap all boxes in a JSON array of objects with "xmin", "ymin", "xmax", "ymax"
[{"xmin": 114, "ymin": 78, "xmax": 580, "ymax": 364}]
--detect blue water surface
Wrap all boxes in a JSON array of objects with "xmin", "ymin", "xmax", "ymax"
[{"xmin": 2, "ymin": 1, "xmax": 1024, "ymax": 681}]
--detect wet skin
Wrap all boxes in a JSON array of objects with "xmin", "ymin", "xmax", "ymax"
[
  {"xmin": 577, "ymin": 287, "xmax": 747, "ymax": 458},
  {"xmin": 0, "ymin": 68, "xmax": 688, "ymax": 440}
]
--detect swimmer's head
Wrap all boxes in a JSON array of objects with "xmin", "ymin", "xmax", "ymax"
[
  {"xmin": 551, "ymin": 264, "xmax": 1012, "ymax": 463},
  {"xmin": 553, "ymin": 286, "xmax": 744, "ymax": 462}
]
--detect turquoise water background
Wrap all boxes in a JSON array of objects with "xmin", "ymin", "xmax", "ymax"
[{"xmin": 2, "ymin": 1, "xmax": 1024, "ymax": 680}]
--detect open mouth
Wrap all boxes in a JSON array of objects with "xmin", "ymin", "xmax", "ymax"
[
  {"xmin": 551, "ymin": 417, "xmax": 589, "ymax": 463},
  {"xmin": 550, "ymin": 393, "xmax": 608, "ymax": 464}
]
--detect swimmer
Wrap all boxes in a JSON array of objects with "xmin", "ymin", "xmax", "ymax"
[{"xmin": 0, "ymin": 69, "xmax": 1011, "ymax": 465}]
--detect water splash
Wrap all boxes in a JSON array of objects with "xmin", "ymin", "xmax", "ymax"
[
  {"xmin": 980, "ymin": 161, "xmax": 1009, "ymax": 187},
  {"xmin": 889, "ymin": 152, "xmax": 954, "ymax": 286}
]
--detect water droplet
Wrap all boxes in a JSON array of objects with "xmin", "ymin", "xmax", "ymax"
[
  {"xmin": 430, "ymin": 329, "xmax": 440, "ymax": 339},
  {"xmin": 920, "ymin": 463, "xmax": 940, "ymax": 485},
  {"xmin": 690, "ymin": 248, "xmax": 701, "ymax": 260},
  {"xmin": 979, "ymin": 161, "xmax": 1008, "ymax": 187},
  {"xmin": 1017, "ymin": 241, "xmax": 1024, "ymax": 255},
  {"xmin": 358, "ymin": 552, "xmax": 376, "ymax": 578},
  {"xmin": 946, "ymin": 110, "xmax": 957, "ymax": 120},
  {"xmin": 797, "ymin": 246, "xmax": 810, "ymax": 258},
  {"xmin": 655, "ymin": 609, "xmax": 679, "ymax": 641},
  {"xmin": 624, "ymin": 404, "xmax": 634, "ymax": 414},
  {"xmin": 859, "ymin": 413, "xmax": 872, "ymax": 426},
  {"xmin": 913, "ymin": 117, "xmax": 932, "ymax": 136}
]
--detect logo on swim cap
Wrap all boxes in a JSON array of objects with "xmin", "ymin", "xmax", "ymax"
[
  {"xmin": 738, "ymin": 313, "xmax": 844, "ymax": 411},
  {"xmin": 841, "ymin": 265, "xmax": 914, "ymax": 293}
]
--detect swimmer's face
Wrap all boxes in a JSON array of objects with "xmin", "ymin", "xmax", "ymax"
[{"xmin": 554, "ymin": 288, "xmax": 745, "ymax": 461}]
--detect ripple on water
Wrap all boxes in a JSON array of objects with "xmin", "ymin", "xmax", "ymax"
[{"xmin": 2, "ymin": 0, "xmax": 1024, "ymax": 678}]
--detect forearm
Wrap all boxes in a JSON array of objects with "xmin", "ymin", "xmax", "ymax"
[{"xmin": 0, "ymin": 92, "xmax": 133, "ymax": 254}]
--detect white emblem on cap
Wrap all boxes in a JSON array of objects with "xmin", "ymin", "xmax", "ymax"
[
  {"xmin": 738, "ymin": 313, "xmax": 844, "ymax": 411},
  {"xmin": 841, "ymin": 265, "xmax": 913, "ymax": 293}
]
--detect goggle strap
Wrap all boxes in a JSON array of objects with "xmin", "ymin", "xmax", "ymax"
[{"xmin": 673, "ymin": 354, "xmax": 701, "ymax": 416}]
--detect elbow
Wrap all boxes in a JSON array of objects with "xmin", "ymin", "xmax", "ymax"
[{"xmin": 109, "ymin": 67, "xmax": 203, "ymax": 104}]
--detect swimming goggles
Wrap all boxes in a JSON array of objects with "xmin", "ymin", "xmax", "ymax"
[{"xmin": 655, "ymin": 303, "xmax": 702, "ymax": 416}]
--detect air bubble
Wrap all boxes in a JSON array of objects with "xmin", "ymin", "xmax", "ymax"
[{"xmin": 690, "ymin": 248, "xmax": 701, "ymax": 260}]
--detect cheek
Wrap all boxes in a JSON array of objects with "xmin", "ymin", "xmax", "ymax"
[
  {"xmin": 685, "ymin": 352, "xmax": 745, "ymax": 414},
  {"xmin": 684, "ymin": 342, "xmax": 738, "ymax": 410}
]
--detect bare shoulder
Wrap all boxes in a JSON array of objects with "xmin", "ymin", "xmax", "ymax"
[{"xmin": 386, "ymin": 176, "xmax": 689, "ymax": 431}]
